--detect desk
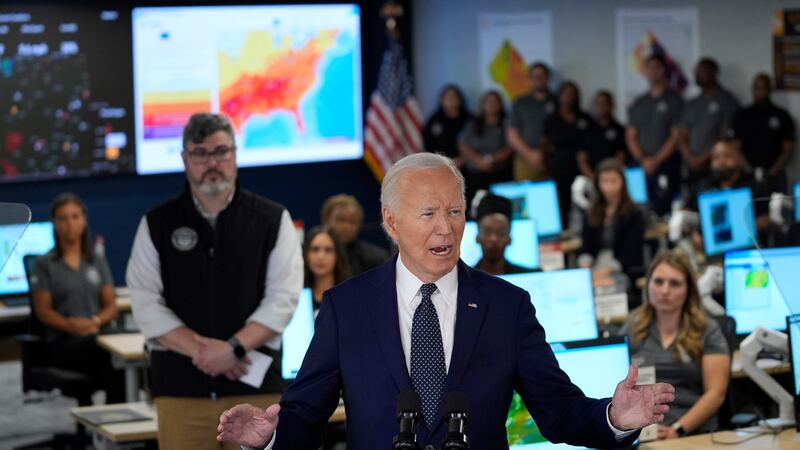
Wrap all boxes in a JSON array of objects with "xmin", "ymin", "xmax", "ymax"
[
  {"xmin": 640, "ymin": 428, "xmax": 797, "ymax": 449},
  {"xmin": 731, "ymin": 351, "xmax": 791, "ymax": 380},
  {"xmin": 70, "ymin": 403, "xmax": 347, "ymax": 445},
  {"xmin": 71, "ymin": 402, "xmax": 157, "ymax": 443},
  {"xmin": 97, "ymin": 333, "xmax": 146, "ymax": 402}
]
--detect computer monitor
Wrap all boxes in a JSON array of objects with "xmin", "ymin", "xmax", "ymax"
[
  {"xmin": 0, "ymin": 221, "xmax": 55, "ymax": 297},
  {"xmin": 460, "ymin": 219, "xmax": 540, "ymax": 270},
  {"xmin": 624, "ymin": 167, "xmax": 649, "ymax": 204},
  {"xmin": 507, "ymin": 337, "xmax": 630, "ymax": 449},
  {"xmin": 499, "ymin": 269, "xmax": 598, "ymax": 343},
  {"xmin": 787, "ymin": 314, "xmax": 800, "ymax": 430},
  {"xmin": 281, "ymin": 288, "xmax": 315, "ymax": 380},
  {"xmin": 490, "ymin": 180, "xmax": 562, "ymax": 237},
  {"xmin": 697, "ymin": 187, "xmax": 756, "ymax": 256},
  {"xmin": 794, "ymin": 182, "xmax": 800, "ymax": 223},
  {"xmin": 724, "ymin": 248, "xmax": 796, "ymax": 335}
]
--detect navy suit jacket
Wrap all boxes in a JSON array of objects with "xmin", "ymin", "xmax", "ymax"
[{"xmin": 274, "ymin": 257, "xmax": 639, "ymax": 449}]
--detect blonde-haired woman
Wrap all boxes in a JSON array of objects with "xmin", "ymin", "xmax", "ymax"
[{"xmin": 620, "ymin": 250, "xmax": 730, "ymax": 438}]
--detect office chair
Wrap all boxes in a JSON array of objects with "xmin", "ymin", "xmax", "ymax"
[
  {"xmin": 712, "ymin": 314, "xmax": 737, "ymax": 430},
  {"xmin": 14, "ymin": 254, "xmax": 92, "ymax": 449}
]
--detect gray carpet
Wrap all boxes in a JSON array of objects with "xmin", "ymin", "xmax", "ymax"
[{"xmin": 0, "ymin": 360, "xmax": 80, "ymax": 448}]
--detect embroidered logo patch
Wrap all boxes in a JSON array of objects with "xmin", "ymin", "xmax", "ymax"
[{"xmin": 171, "ymin": 227, "xmax": 198, "ymax": 251}]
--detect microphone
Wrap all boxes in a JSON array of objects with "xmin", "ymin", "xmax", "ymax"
[
  {"xmin": 441, "ymin": 391, "xmax": 469, "ymax": 450},
  {"xmin": 393, "ymin": 390, "xmax": 421, "ymax": 450}
]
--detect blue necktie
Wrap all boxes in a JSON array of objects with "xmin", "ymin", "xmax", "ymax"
[{"xmin": 410, "ymin": 283, "xmax": 446, "ymax": 429}]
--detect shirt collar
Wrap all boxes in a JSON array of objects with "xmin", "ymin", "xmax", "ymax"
[
  {"xmin": 191, "ymin": 187, "xmax": 236, "ymax": 220},
  {"xmin": 396, "ymin": 254, "xmax": 458, "ymax": 306}
]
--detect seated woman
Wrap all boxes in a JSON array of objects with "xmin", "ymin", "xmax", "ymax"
[
  {"xmin": 458, "ymin": 90, "xmax": 514, "ymax": 204},
  {"xmin": 578, "ymin": 158, "xmax": 645, "ymax": 284},
  {"xmin": 620, "ymin": 250, "xmax": 730, "ymax": 438},
  {"xmin": 304, "ymin": 226, "xmax": 351, "ymax": 315},
  {"xmin": 30, "ymin": 193, "xmax": 125, "ymax": 403}
]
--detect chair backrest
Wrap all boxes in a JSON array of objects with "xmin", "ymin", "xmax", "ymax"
[
  {"xmin": 712, "ymin": 315, "xmax": 737, "ymax": 356},
  {"xmin": 21, "ymin": 254, "xmax": 45, "ymax": 338}
]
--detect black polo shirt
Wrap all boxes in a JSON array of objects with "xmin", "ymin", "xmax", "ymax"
[{"xmin": 732, "ymin": 101, "xmax": 796, "ymax": 170}]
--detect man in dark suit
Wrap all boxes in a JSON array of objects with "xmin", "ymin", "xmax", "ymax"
[{"xmin": 218, "ymin": 153, "xmax": 675, "ymax": 449}]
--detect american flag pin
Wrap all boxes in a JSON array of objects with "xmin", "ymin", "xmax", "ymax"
[{"xmin": 467, "ymin": 303, "xmax": 478, "ymax": 309}]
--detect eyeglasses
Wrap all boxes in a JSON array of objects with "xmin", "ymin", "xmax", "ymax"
[{"xmin": 184, "ymin": 145, "xmax": 236, "ymax": 164}]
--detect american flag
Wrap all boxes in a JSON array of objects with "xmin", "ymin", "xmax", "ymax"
[{"xmin": 363, "ymin": 39, "xmax": 423, "ymax": 181}]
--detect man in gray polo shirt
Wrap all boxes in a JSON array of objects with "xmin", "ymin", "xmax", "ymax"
[
  {"xmin": 626, "ymin": 54, "xmax": 683, "ymax": 215},
  {"xmin": 507, "ymin": 61, "xmax": 557, "ymax": 180},
  {"xmin": 678, "ymin": 58, "xmax": 739, "ymax": 184}
]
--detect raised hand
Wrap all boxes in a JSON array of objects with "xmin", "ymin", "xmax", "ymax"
[
  {"xmin": 609, "ymin": 365, "xmax": 676, "ymax": 431},
  {"xmin": 217, "ymin": 403, "xmax": 280, "ymax": 448}
]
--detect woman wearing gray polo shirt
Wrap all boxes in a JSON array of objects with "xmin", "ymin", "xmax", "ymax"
[
  {"xmin": 620, "ymin": 250, "xmax": 730, "ymax": 438},
  {"xmin": 29, "ymin": 193, "xmax": 125, "ymax": 403}
]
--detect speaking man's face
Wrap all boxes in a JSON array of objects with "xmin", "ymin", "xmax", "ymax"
[{"xmin": 383, "ymin": 167, "xmax": 465, "ymax": 283}]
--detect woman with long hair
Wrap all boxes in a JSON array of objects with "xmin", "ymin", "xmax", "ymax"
[
  {"xmin": 30, "ymin": 193, "xmax": 125, "ymax": 403},
  {"xmin": 303, "ymin": 226, "xmax": 351, "ymax": 312},
  {"xmin": 620, "ymin": 251, "xmax": 730, "ymax": 438},
  {"xmin": 578, "ymin": 158, "xmax": 645, "ymax": 282},
  {"xmin": 541, "ymin": 80, "xmax": 592, "ymax": 226},
  {"xmin": 458, "ymin": 90, "xmax": 514, "ymax": 204},
  {"xmin": 423, "ymin": 84, "xmax": 472, "ymax": 162}
]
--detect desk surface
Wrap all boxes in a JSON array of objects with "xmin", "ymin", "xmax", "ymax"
[
  {"xmin": 731, "ymin": 351, "xmax": 791, "ymax": 379},
  {"xmin": 71, "ymin": 402, "xmax": 157, "ymax": 443},
  {"xmin": 640, "ymin": 428, "xmax": 797, "ymax": 449},
  {"xmin": 97, "ymin": 333, "xmax": 146, "ymax": 361},
  {"xmin": 71, "ymin": 402, "xmax": 346, "ymax": 443}
]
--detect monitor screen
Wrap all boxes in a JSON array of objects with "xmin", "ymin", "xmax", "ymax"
[
  {"xmin": 281, "ymin": 288, "xmax": 315, "ymax": 380},
  {"xmin": 490, "ymin": 180, "xmax": 562, "ymax": 237},
  {"xmin": 460, "ymin": 218, "xmax": 539, "ymax": 270},
  {"xmin": 499, "ymin": 269, "xmax": 598, "ymax": 343},
  {"xmin": 794, "ymin": 182, "xmax": 800, "ymax": 223},
  {"xmin": 0, "ymin": 6, "xmax": 135, "ymax": 182},
  {"xmin": 507, "ymin": 337, "xmax": 630, "ymax": 449},
  {"xmin": 788, "ymin": 314, "xmax": 800, "ymax": 430},
  {"xmin": 697, "ymin": 187, "xmax": 756, "ymax": 256},
  {"xmin": 132, "ymin": 4, "xmax": 363, "ymax": 175},
  {"xmin": 724, "ymin": 248, "xmax": 795, "ymax": 334},
  {"xmin": 624, "ymin": 167, "xmax": 648, "ymax": 204},
  {"xmin": 0, "ymin": 221, "xmax": 55, "ymax": 297}
]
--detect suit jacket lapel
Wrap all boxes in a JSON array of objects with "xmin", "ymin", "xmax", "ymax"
[
  {"xmin": 367, "ymin": 256, "xmax": 413, "ymax": 393},
  {"xmin": 431, "ymin": 262, "xmax": 488, "ymax": 433}
]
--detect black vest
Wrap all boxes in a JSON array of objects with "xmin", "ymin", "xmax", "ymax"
[{"xmin": 146, "ymin": 185, "xmax": 286, "ymax": 398}]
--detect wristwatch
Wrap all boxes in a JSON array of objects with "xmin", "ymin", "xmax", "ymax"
[
  {"xmin": 671, "ymin": 422, "xmax": 686, "ymax": 437},
  {"xmin": 227, "ymin": 336, "xmax": 246, "ymax": 360}
]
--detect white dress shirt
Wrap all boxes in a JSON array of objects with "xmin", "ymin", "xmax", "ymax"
[
  {"xmin": 395, "ymin": 254, "xmax": 458, "ymax": 373},
  {"xmin": 255, "ymin": 257, "xmax": 633, "ymax": 450},
  {"xmin": 126, "ymin": 205, "xmax": 303, "ymax": 351}
]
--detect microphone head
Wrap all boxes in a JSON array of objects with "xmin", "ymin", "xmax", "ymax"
[
  {"xmin": 445, "ymin": 391, "xmax": 469, "ymax": 416},
  {"xmin": 397, "ymin": 389, "xmax": 422, "ymax": 416}
]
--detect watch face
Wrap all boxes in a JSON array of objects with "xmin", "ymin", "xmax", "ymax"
[{"xmin": 234, "ymin": 345, "xmax": 246, "ymax": 359}]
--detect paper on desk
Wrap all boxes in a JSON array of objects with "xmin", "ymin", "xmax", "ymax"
[
  {"xmin": 239, "ymin": 351, "xmax": 273, "ymax": 389},
  {"xmin": 635, "ymin": 366, "xmax": 659, "ymax": 442}
]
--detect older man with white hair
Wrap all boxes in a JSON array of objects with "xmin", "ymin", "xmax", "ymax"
[{"xmin": 218, "ymin": 153, "xmax": 675, "ymax": 450}]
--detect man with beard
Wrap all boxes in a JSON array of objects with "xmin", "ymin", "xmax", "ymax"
[
  {"xmin": 126, "ymin": 113, "xmax": 303, "ymax": 450},
  {"xmin": 685, "ymin": 139, "xmax": 769, "ymax": 234}
]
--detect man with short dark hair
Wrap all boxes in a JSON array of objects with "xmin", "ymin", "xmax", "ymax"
[
  {"xmin": 507, "ymin": 61, "xmax": 557, "ymax": 181},
  {"xmin": 733, "ymin": 73, "xmax": 796, "ymax": 193},
  {"xmin": 474, "ymin": 194, "xmax": 532, "ymax": 275},
  {"xmin": 126, "ymin": 112, "xmax": 303, "ymax": 450},
  {"xmin": 677, "ymin": 57, "xmax": 739, "ymax": 183},
  {"xmin": 626, "ymin": 54, "xmax": 684, "ymax": 215},
  {"xmin": 320, "ymin": 194, "xmax": 388, "ymax": 275}
]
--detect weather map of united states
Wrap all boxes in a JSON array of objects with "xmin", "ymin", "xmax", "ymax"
[{"xmin": 218, "ymin": 30, "xmax": 338, "ymax": 136}]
